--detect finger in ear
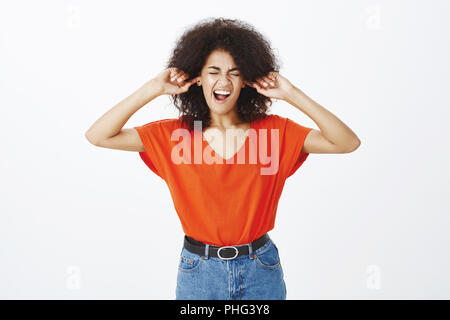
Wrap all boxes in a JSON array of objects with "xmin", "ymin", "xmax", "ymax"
[{"xmin": 253, "ymin": 82, "xmax": 262, "ymax": 90}]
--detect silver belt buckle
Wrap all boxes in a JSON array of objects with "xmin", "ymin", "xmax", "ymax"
[{"xmin": 217, "ymin": 246, "xmax": 239, "ymax": 260}]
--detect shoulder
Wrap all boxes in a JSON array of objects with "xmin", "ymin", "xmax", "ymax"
[
  {"xmin": 134, "ymin": 117, "xmax": 184, "ymax": 141},
  {"xmin": 137, "ymin": 117, "xmax": 182, "ymax": 131},
  {"xmin": 254, "ymin": 113, "xmax": 289, "ymax": 129},
  {"xmin": 267, "ymin": 114, "xmax": 310, "ymax": 129},
  {"xmin": 268, "ymin": 114, "xmax": 296, "ymax": 124},
  {"xmin": 140, "ymin": 117, "xmax": 180, "ymax": 126}
]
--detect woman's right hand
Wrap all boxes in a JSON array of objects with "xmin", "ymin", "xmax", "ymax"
[{"xmin": 152, "ymin": 67, "xmax": 200, "ymax": 96}]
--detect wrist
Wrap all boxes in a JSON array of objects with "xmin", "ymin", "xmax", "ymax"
[
  {"xmin": 283, "ymin": 85, "xmax": 299, "ymax": 104},
  {"xmin": 140, "ymin": 79, "xmax": 163, "ymax": 100}
]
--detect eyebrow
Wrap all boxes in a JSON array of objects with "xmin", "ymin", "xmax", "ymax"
[{"xmin": 207, "ymin": 66, "xmax": 240, "ymax": 72}]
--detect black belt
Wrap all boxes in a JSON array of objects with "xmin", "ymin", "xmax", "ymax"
[{"xmin": 183, "ymin": 233, "xmax": 269, "ymax": 260}]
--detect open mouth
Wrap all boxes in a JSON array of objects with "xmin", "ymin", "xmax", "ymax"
[{"xmin": 213, "ymin": 89, "xmax": 231, "ymax": 103}]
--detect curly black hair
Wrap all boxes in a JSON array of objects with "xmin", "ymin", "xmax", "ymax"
[{"xmin": 165, "ymin": 17, "xmax": 281, "ymax": 131}]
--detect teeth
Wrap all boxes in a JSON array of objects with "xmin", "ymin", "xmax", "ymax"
[{"xmin": 214, "ymin": 90, "xmax": 231, "ymax": 95}]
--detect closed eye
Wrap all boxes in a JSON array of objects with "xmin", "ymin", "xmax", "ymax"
[{"xmin": 209, "ymin": 73, "xmax": 240, "ymax": 76}]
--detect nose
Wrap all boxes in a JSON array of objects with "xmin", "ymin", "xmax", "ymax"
[
  {"xmin": 218, "ymin": 73, "xmax": 233, "ymax": 82},
  {"xmin": 217, "ymin": 75, "xmax": 232, "ymax": 86}
]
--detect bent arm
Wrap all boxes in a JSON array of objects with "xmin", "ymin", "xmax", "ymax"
[
  {"xmin": 84, "ymin": 79, "xmax": 161, "ymax": 147},
  {"xmin": 285, "ymin": 86, "xmax": 361, "ymax": 154}
]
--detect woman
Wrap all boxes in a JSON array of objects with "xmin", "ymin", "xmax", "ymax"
[{"xmin": 85, "ymin": 18, "xmax": 361, "ymax": 300}]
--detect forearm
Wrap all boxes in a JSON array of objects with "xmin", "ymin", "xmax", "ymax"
[
  {"xmin": 285, "ymin": 86, "xmax": 360, "ymax": 148},
  {"xmin": 85, "ymin": 79, "xmax": 161, "ymax": 144}
]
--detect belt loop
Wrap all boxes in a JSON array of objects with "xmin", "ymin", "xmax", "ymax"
[
  {"xmin": 204, "ymin": 244, "xmax": 210, "ymax": 259},
  {"xmin": 248, "ymin": 242, "xmax": 253, "ymax": 259}
]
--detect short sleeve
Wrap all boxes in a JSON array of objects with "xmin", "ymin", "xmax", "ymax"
[
  {"xmin": 134, "ymin": 120, "xmax": 167, "ymax": 180},
  {"xmin": 284, "ymin": 117, "xmax": 313, "ymax": 179}
]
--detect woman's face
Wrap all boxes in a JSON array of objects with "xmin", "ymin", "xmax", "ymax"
[{"xmin": 199, "ymin": 49, "xmax": 246, "ymax": 115}]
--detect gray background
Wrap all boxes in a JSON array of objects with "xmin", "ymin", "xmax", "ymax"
[{"xmin": 1, "ymin": 0, "xmax": 449, "ymax": 299}]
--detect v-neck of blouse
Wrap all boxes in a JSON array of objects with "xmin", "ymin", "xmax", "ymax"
[{"xmin": 201, "ymin": 120, "xmax": 254, "ymax": 162}]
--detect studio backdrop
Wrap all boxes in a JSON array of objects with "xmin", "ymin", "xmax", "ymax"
[{"xmin": 1, "ymin": 0, "xmax": 449, "ymax": 299}]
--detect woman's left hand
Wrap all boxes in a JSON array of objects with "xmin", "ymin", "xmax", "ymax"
[{"xmin": 244, "ymin": 71, "xmax": 294, "ymax": 101}]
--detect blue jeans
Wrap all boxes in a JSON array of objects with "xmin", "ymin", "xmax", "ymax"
[{"xmin": 176, "ymin": 235, "xmax": 287, "ymax": 300}]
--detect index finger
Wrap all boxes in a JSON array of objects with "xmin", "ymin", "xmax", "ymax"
[{"xmin": 188, "ymin": 76, "xmax": 201, "ymax": 84}]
